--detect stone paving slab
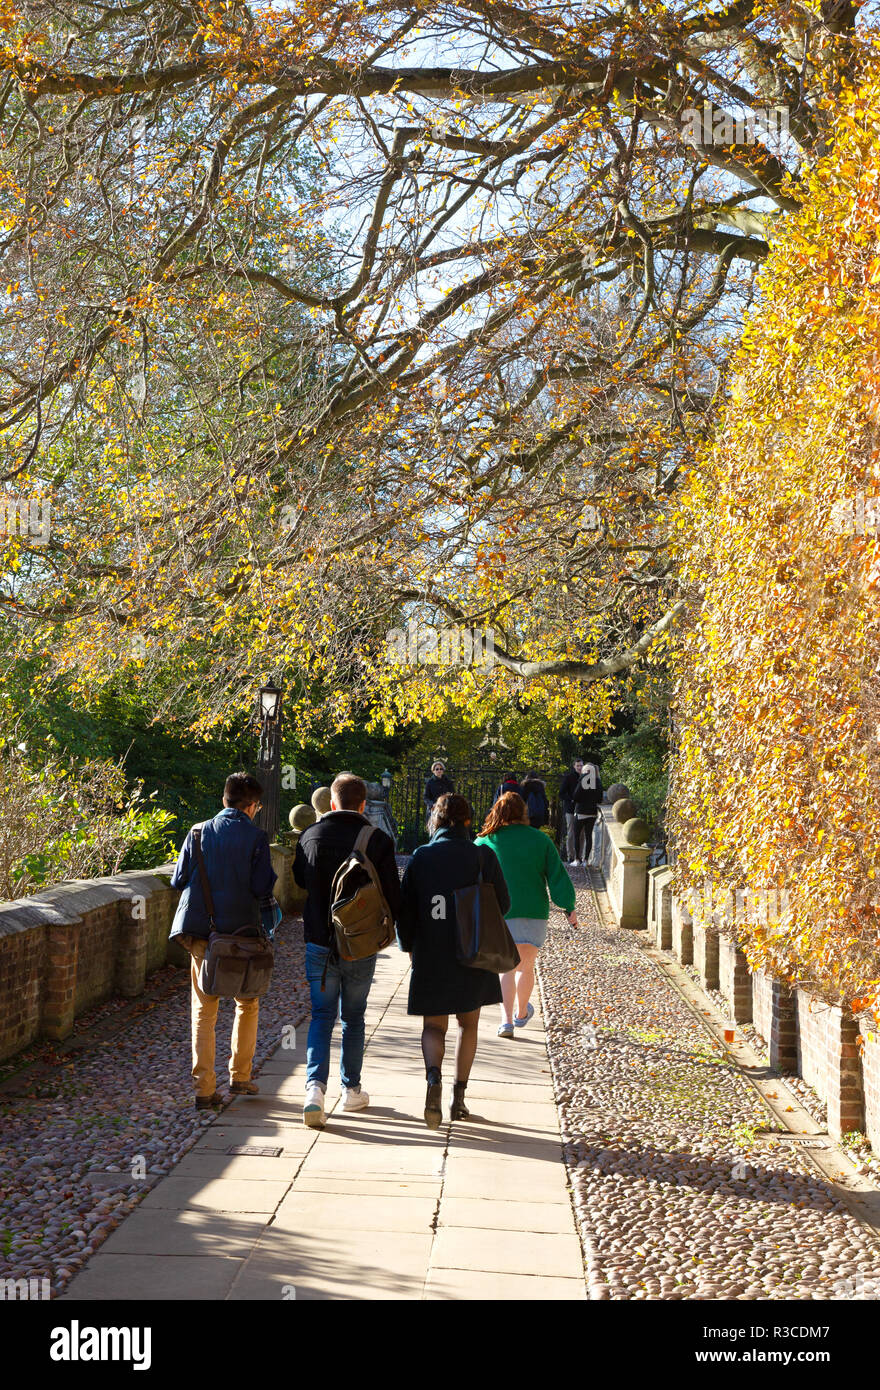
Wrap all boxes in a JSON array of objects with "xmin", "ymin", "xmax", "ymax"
[
  {"xmin": 271, "ymin": 1191, "xmax": 437, "ymax": 1233},
  {"xmin": 92, "ymin": 1209, "xmax": 270, "ymax": 1258},
  {"xmin": 63, "ymin": 943, "xmax": 586, "ymax": 1300},
  {"xmin": 61, "ymin": 1252, "xmax": 244, "ymax": 1300},
  {"xmin": 140, "ymin": 1176, "xmax": 292, "ymax": 1212},
  {"xmin": 438, "ymin": 1196, "xmax": 577, "ymax": 1232},
  {"xmin": 430, "ymin": 1225, "xmax": 585, "ymax": 1279},
  {"xmin": 228, "ymin": 1229, "xmax": 435, "ymax": 1301},
  {"xmin": 423, "ymin": 1269, "xmax": 586, "ymax": 1300},
  {"xmin": 171, "ymin": 1152, "xmax": 311, "ymax": 1182}
]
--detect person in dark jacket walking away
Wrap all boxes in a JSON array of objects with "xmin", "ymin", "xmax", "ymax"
[
  {"xmin": 493, "ymin": 771, "xmax": 523, "ymax": 804},
  {"xmin": 293, "ymin": 774, "xmax": 401, "ymax": 1129},
  {"xmin": 170, "ymin": 773, "xmax": 277, "ymax": 1109},
  {"xmin": 397, "ymin": 794, "xmax": 510, "ymax": 1128},
  {"xmin": 424, "ymin": 760, "xmax": 454, "ymax": 830},
  {"xmin": 571, "ymin": 761, "xmax": 603, "ymax": 866},
  {"xmin": 559, "ymin": 758, "xmax": 583, "ymax": 863},
  {"xmin": 521, "ymin": 773, "xmax": 549, "ymax": 829}
]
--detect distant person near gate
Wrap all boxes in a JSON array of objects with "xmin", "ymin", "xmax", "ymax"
[
  {"xmin": 559, "ymin": 757, "xmax": 583, "ymax": 863},
  {"xmin": 521, "ymin": 772, "xmax": 550, "ymax": 829},
  {"xmin": 572, "ymin": 760, "xmax": 603, "ymax": 867},
  {"xmin": 424, "ymin": 760, "xmax": 454, "ymax": 831},
  {"xmin": 493, "ymin": 770, "xmax": 523, "ymax": 804}
]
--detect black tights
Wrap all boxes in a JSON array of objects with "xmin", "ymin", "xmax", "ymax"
[{"xmin": 422, "ymin": 1009, "xmax": 481, "ymax": 1083}]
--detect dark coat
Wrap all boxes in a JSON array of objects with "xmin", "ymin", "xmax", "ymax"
[
  {"xmin": 572, "ymin": 767, "xmax": 603, "ymax": 818},
  {"xmin": 397, "ymin": 824, "xmax": 510, "ymax": 1015},
  {"xmin": 293, "ymin": 810, "xmax": 401, "ymax": 948},
  {"xmin": 493, "ymin": 778, "xmax": 523, "ymax": 804},
  {"xmin": 559, "ymin": 768, "xmax": 581, "ymax": 814},
  {"xmin": 424, "ymin": 773, "xmax": 454, "ymax": 808},
  {"xmin": 169, "ymin": 807, "xmax": 276, "ymax": 941},
  {"xmin": 521, "ymin": 778, "xmax": 549, "ymax": 828}
]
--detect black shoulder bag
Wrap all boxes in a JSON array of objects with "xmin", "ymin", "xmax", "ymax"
[{"xmin": 454, "ymin": 847, "xmax": 520, "ymax": 974}]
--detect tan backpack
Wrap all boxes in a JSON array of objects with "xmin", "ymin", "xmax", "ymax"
[{"xmin": 329, "ymin": 825, "xmax": 395, "ymax": 961}]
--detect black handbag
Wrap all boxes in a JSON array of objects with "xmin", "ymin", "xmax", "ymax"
[
  {"xmin": 192, "ymin": 827, "xmax": 275, "ymax": 999},
  {"xmin": 454, "ymin": 849, "xmax": 521, "ymax": 974}
]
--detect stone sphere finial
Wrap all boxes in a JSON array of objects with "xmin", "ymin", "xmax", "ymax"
[
  {"xmin": 623, "ymin": 817, "xmax": 649, "ymax": 846},
  {"xmin": 290, "ymin": 802, "xmax": 318, "ymax": 832},
  {"xmin": 613, "ymin": 797, "xmax": 638, "ymax": 824},
  {"xmin": 310, "ymin": 786, "xmax": 331, "ymax": 817},
  {"xmin": 606, "ymin": 782, "xmax": 631, "ymax": 805}
]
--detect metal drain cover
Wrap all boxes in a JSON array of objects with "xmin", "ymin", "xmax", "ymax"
[
  {"xmin": 226, "ymin": 1145, "xmax": 283, "ymax": 1157},
  {"xmin": 755, "ymin": 1130, "xmax": 829, "ymax": 1149}
]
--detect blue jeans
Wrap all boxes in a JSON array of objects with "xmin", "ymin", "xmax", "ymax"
[{"xmin": 305, "ymin": 943, "xmax": 377, "ymax": 1090}]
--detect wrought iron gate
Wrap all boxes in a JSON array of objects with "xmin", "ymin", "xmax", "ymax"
[{"xmin": 389, "ymin": 764, "xmax": 562, "ymax": 852}]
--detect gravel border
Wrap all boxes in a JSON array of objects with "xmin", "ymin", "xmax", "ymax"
[
  {"xmin": 538, "ymin": 878, "xmax": 880, "ymax": 1300},
  {"xmin": 0, "ymin": 919, "xmax": 308, "ymax": 1297}
]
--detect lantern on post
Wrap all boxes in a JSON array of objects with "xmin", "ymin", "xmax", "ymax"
[{"xmin": 256, "ymin": 680, "xmax": 283, "ymax": 840}]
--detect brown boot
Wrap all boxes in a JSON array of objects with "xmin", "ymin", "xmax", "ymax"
[
  {"xmin": 230, "ymin": 1080, "xmax": 259, "ymax": 1095},
  {"xmin": 195, "ymin": 1091, "xmax": 225, "ymax": 1110}
]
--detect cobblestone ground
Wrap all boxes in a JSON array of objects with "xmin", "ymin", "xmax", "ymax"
[
  {"xmin": 0, "ymin": 921, "xmax": 308, "ymax": 1297},
  {"xmin": 540, "ymin": 877, "xmax": 880, "ymax": 1301}
]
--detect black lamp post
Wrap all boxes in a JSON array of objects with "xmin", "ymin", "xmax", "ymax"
[
  {"xmin": 380, "ymin": 769, "xmax": 392, "ymax": 800},
  {"xmin": 256, "ymin": 681, "xmax": 282, "ymax": 841}
]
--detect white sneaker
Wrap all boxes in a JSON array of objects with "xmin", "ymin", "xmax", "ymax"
[
  {"xmin": 303, "ymin": 1082, "xmax": 326, "ymax": 1128},
  {"xmin": 341, "ymin": 1085, "xmax": 370, "ymax": 1112}
]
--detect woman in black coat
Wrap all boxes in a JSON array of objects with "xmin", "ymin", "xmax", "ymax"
[{"xmin": 397, "ymin": 793, "xmax": 510, "ymax": 1129}]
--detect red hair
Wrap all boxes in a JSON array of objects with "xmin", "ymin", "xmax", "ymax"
[{"xmin": 480, "ymin": 791, "xmax": 527, "ymax": 836}]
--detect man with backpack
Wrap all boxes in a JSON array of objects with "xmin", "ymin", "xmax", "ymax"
[
  {"xmin": 293, "ymin": 773, "xmax": 401, "ymax": 1128},
  {"xmin": 169, "ymin": 773, "xmax": 277, "ymax": 1109}
]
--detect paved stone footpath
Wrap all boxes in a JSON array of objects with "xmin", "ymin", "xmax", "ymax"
[
  {"xmin": 60, "ymin": 948, "xmax": 586, "ymax": 1301},
  {"xmin": 540, "ymin": 871, "xmax": 880, "ymax": 1300}
]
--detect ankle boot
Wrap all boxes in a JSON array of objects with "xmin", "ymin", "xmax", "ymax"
[
  {"xmin": 424, "ymin": 1068, "xmax": 442, "ymax": 1130},
  {"xmin": 450, "ymin": 1082, "xmax": 470, "ymax": 1120}
]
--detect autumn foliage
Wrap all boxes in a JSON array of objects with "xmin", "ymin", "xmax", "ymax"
[{"xmin": 669, "ymin": 52, "xmax": 880, "ymax": 1021}]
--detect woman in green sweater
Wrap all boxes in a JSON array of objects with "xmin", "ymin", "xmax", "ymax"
[{"xmin": 475, "ymin": 792, "xmax": 578, "ymax": 1039}]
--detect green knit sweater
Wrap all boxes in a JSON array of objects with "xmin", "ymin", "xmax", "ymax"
[{"xmin": 474, "ymin": 823, "xmax": 575, "ymax": 921}]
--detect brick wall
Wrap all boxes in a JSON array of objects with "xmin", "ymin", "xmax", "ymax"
[
  {"xmin": 0, "ymin": 867, "xmax": 180, "ymax": 1062},
  {"xmin": 796, "ymin": 990, "xmax": 864, "ymax": 1139},
  {"xmin": 0, "ymin": 907, "xmax": 47, "ymax": 1057}
]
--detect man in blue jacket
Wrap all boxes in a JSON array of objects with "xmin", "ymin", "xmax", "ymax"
[{"xmin": 170, "ymin": 773, "xmax": 277, "ymax": 1109}]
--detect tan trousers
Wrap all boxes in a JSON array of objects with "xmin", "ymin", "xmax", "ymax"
[{"xmin": 186, "ymin": 937, "xmax": 260, "ymax": 1097}]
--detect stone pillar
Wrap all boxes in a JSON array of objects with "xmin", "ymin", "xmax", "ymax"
[
  {"xmin": 115, "ymin": 899, "xmax": 148, "ymax": 998},
  {"xmin": 768, "ymin": 979, "xmax": 798, "ymax": 1073},
  {"xmin": 647, "ymin": 866, "xmax": 673, "ymax": 949},
  {"xmin": 719, "ymin": 935, "xmax": 752, "ymax": 1022},
  {"xmin": 671, "ymin": 896, "xmax": 693, "ymax": 965},
  {"xmin": 42, "ymin": 922, "xmax": 79, "ymax": 1040},
  {"xmin": 364, "ymin": 782, "xmax": 398, "ymax": 846},
  {"xmin": 693, "ymin": 917, "xmax": 720, "ymax": 990},
  {"xmin": 859, "ymin": 1018, "xmax": 880, "ymax": 1155}
]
